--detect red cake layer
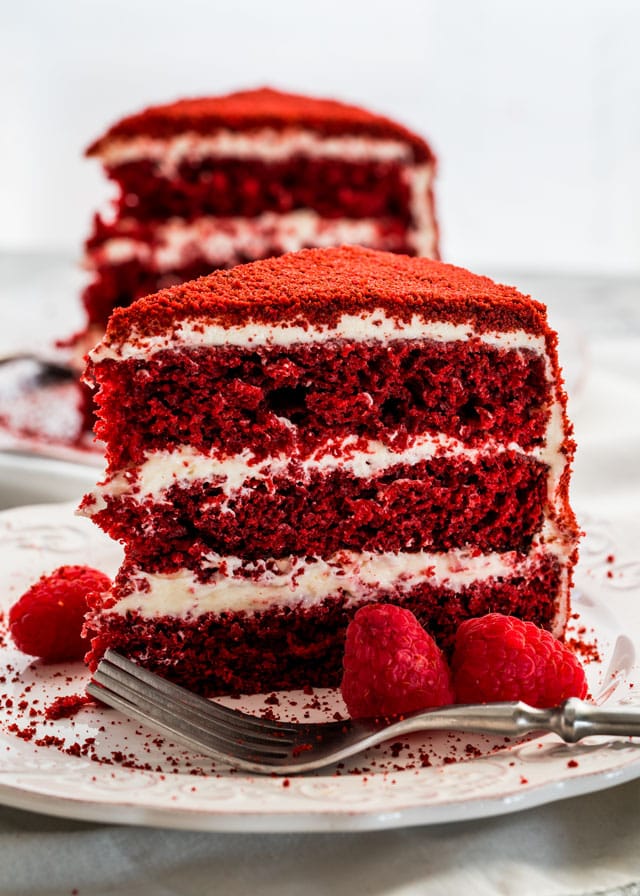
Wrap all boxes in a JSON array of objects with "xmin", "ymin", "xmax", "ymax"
[
  {"xmin": 96, "ymin": 248, "xmax": 551, "ymax": 349},
  {"xmin": 92, "ymin": 340, "xmax": 550, "ymax": 471},
  {"xmin": 104, "ymin": 157, "xmax": 416, "ymax": 222},
  {"xmin": 87, "ymin": 87, "xmax": 434, "ymax": 163},
  {"xmin": 83, "ymin": 553, "xmax": 562, "ymax": 696},
  {"xmin": 87, "ymin": 453, "xmax": 548, "ymax": 568}
]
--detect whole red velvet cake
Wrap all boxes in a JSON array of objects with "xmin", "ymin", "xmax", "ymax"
[
  {"xmin": 80, "ymin": 246, "xmax": 579, "ymax": 696},
  {"xmin": 79, "ymin": 87, "xmax": 438, "ymax": 350}
]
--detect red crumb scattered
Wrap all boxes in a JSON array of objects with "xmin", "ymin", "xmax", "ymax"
[
  {"xmin": 606, "ymin": 554, "xmax": 615, "ymax": 563},
  {"xmin": 8, "ymin": 723, "xmax": 37, "ymax": 741},
  {"xmin": 565, "ymin": 631, "xmax": 600, "ymax": 664},
  {"xmin": 303, "ymin": 694, "xmax": 322, "ymax": 711},
  {"xmin": 264, "ymin": 693, "xmax": 280, "ymax": 706},
  {"xmin": 520, "ymin": 776, "xmax": 529, "ymax": 785},
  {"xmin": 452, "ymin": 613, "xmax": 588, "ymax": 708},
  {"xmin": 340, "ymin": 604, "xmax": 454, "ymax": 719},
  {"xmin": 282, "ymin": 778, "xmax": 290, "ymax": 788},
  {"xmin": 8, "ymin": 565, "xmax": 111, "ymax": 662},
  {"xmin": 34, "ymin": 735, "xmax": 66, "ymax": 749},
  {"xmin": 45, "ymin": 694, "xmax": 92, "ymax": 720},
  {"xmin": 567, "ymin": 759, "xmax": 579, "ymax": 768},
  {"xmin": 292, "ymin": 743, "xmax": 313, "ymax": 757}
]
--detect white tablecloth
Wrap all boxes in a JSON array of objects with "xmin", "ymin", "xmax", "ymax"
[
  {"xmin": 0, "ymin": 263, "xmax": 639, "ymax": 896},
  {"xmin": 2, "ymin": 776, "xmax": 640, "ymax": 896}
]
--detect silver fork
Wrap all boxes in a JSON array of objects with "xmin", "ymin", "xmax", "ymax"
[{"xmin": 87, "ymin": 649, "xmax": 640, "ymax": 775}]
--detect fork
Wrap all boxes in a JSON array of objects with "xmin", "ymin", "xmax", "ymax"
[
  {"xmin": 0, "ymin": 349, "xmax": 74, "ymax": 378},
  {"xmin": 87, "ymin": 649, "xmax": 640, "ymax": 775}
]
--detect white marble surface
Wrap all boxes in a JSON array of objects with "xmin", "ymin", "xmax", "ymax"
[{"xmin": 1, "ymin": 256, "xmax": 640, "ymax": 895}]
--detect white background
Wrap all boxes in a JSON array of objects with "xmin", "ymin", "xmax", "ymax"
[{"xmin": 2, "ymin": 0, "xmax": 639, "ymax": 274}]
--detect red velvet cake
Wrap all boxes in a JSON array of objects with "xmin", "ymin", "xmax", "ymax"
[
  {"xmin": 80, "ymin": 246, "xmax": 579, "ymax": 696},
  {"xmin": 79, "ymin": 88, "xmax": 438, "ymax": 351}
]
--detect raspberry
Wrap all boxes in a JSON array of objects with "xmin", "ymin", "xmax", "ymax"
[
  {"xmin": 340, "ymin": 604, "xmax": 454, "ymax": 718},
  {"xmin": 451, "ymin": 613, "xmax": 588, "ymax": 707},
  {"xmin": 9, "ymin": 565, "xmax": 111, "ymax": 663}
]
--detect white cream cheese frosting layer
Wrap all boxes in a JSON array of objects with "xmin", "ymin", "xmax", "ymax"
[
  {"xmin": 86, "ymin": 425, "xmax": 559, "ymax": 508},
  {"xmin": 107, "ymin": 546, "xmax": 541, "ymax": 614},
  {"xmin": 90, "ymin": 309, "xmax": 547, "ymax": 363},
  {"xmin": 97, "ymin": 129, "xmax": 416, "ymax": 170},
  {"xmin": 104, "ymin": 538, "xmax": 567, "ymax": 637},
  {"xmin": 88, "ymin": 212, "xmax": 409, "ymax": 272}
]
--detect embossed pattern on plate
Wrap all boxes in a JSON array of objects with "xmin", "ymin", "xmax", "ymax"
[{"xmin": 0, "ymin": 502, "xmax": 639, "ymax": 832}]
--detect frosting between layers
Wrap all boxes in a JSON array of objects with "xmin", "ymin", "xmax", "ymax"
[
  {"xmin": 103, "ymin": 540, "xmax": 564, "ymax": 629},
  {"xmin": 87, "ymin": 425, "xmax": 560, "ymax": 510},
  {"xmin": 97, "ymin": 129, "xmax": 415, "ymax": 170},
  {"xmin": 89, "ymin": 211, "xmax": 417, "ymax": 272},
  {"xmin": 87, "ymin": 163, "xmax": 436, "ymax": 265},
  {"xmin": 90, "ymin": 311, "xmax": 547, "ymax": 362}
]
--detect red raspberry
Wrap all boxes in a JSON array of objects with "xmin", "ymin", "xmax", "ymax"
[
  {"xmin": 451, "ymin": 613, "xmax": 588, "ymax": 707},
  {"xmin": 9, "ymin": 565, "xmax": 112, "ymax": 663},
  {"xmin": 340, "ymin": 604, "xmax": 454, "ymax": 719}
]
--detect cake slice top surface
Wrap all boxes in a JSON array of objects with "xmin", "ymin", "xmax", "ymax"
[
  {"xmin": 86, "ymin": 87, "xmax": 434, "ymax": 162},
  {"xmin": 95, "ymin": 247, "xmax": 552, "ymax": 355}
]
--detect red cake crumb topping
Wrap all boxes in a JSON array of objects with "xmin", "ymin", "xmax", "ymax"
[
  {"xmin": 9, "ymin": 565, "xmax": 112, "ymax": 662},
  {"xmin": 451, "ymin": 613, "xmax": 588, "ymax": 708},
  {"xmin": 86, "ymin": 87, "xmax": 434, "ymax": 163},
  {"xmin": 340, "ymin": 604, "xmax": 454, "ymax": 718},
  {"xmin": 95, "ymin": 247, "xmax": 552, "ymax": 351}
]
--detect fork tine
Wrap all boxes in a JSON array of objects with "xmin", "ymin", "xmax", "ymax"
[
  {"xmin": 91, "ymin": 664, "xmax": 295, "ymax": 753},
  {"xmin": 86, "ymin": 682, "xmax": 286, "ymax": 768},
  {"xmin": 102, "ymin": 650, "xmax": 298, "ymax": 738},
  {"xmin": 93, "ymin": 663, "xmax": 293, "ymax": 752},
  {"xmin": 86, "ymin": 678, "xmax": 292, "ymax": 766},
  {"xmin": 89, "ymin": 650, "xmax": 372, "ymax": 774}
]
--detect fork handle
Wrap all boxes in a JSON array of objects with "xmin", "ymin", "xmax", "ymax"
[{"xmin": 391, "ymin": 698, "xmax": 640, "ymax": 743}]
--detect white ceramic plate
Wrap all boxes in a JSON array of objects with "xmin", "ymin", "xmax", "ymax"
[
  {"xmin": 0, "ymin": 502, "xmax": 639, "ymax": 832},
  {"xmin": 0, "ymin": 452, "xmax": 100, "ymax": 511}
]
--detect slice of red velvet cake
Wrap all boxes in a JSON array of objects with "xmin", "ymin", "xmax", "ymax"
[
  {"xmin": 80, "ymin": 87, "xmax": 438, "ymax": 349},
  {"xmin": 80, "ymin": 246, "xmax": 579, "ymax": 697}
]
